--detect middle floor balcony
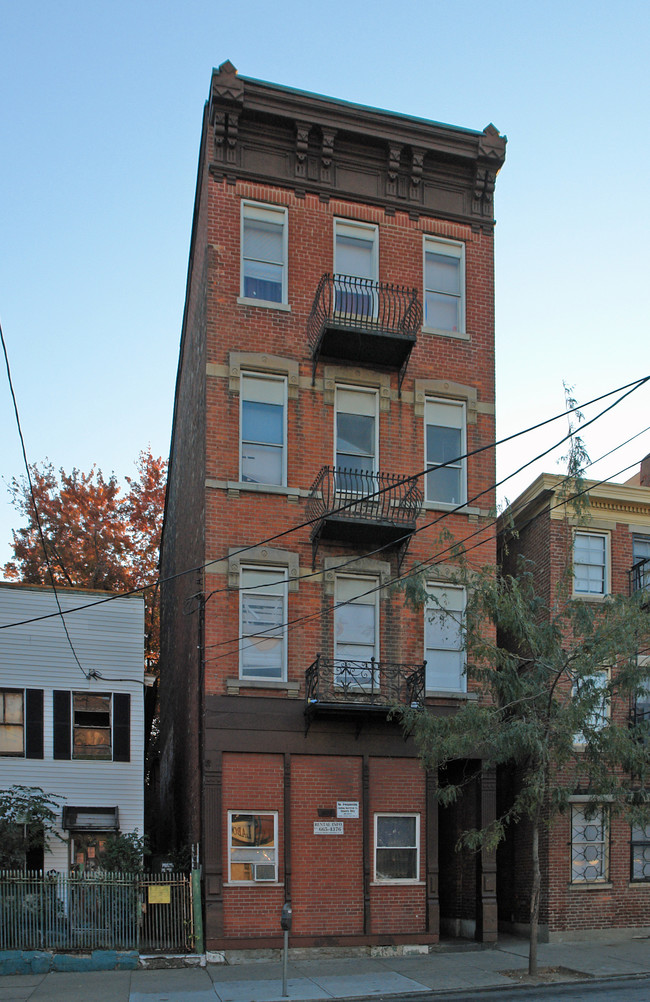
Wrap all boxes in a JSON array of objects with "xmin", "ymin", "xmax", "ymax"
[{"xmin": 307, "ymin": 466, "xmax": 423, "ymax": 567}]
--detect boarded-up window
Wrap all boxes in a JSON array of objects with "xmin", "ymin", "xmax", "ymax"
[{"xmin": 73, "ymin": 692, "xmax": 111, "ymax": 759}]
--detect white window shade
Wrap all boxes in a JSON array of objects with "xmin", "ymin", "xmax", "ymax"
[
  {"xmin": 334, "ymin": 222, "xmax": 377, "ymax": 280},
  {"xmin": 425, "ymin": 586, "xmax": 465, "ymax": 691}
]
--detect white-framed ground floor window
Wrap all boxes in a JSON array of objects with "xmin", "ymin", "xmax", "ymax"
[
  {"xmin": 374, "ymin": 813, "xmax": 419, "ymax": 882},
  {"xmin": 228, "ymin": 811, "xmax": 278, "ymax": 884}
]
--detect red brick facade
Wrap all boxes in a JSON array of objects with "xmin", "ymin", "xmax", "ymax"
[
  {"xmin": 159, "ymin": 62, "xmax": 506, "ymax": 950},
  {"xmin": 499, "ymin": 472, "xmax": 650, "ymax": 938}
]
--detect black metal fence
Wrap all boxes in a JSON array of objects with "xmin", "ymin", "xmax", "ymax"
[{"xmin": 0, "ymin": 870, "xmax": 194, "ymax": 953}]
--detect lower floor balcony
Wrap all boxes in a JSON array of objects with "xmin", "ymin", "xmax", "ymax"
[{"xmin": 305, "ymin": 655, "xmax": 425, "ymax": 721}]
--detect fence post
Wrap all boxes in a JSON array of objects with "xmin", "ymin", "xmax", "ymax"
[{"xmin": 191, "ymin": 868, "xmax": 204, "ymax": 954}]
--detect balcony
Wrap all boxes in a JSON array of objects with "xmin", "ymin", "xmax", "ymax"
[
  {"xmin": 307, "ymin": 274, "xmax": 422, "ymax": 391},
  {"xmin": 305, "ymin": 655, "xmax": 425, "ymax": 722},
  {"xmin": 307, "ymin": 466, "xmax": 422, "ymax": 566},
  {"xmin": 629, "ymin": 558, "xmax": 650, "ymax": 600}
]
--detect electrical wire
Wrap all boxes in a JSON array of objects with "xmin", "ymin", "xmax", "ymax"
[
  {"xmin": 3, "ymin": 374, "xmax": 649, "ymax": 632},
  {"xmin": 0, "ymin": 318, "xmax": 89, "ymax": 678}
]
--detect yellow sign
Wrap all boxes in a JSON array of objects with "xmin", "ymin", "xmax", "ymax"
[{"xmin": 148, "ymin": 885, "xmax": 171, "ymax": 904}]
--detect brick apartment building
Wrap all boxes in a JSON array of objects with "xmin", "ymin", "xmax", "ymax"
[
  {"xmin": 498, "ymin": 464, "xmax": 650, "ymax": 940},
  {"xmin": 158, "ymin": 61, "xmax": 506, "ymax": 951}
]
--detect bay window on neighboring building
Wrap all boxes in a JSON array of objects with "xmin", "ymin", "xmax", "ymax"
[
  {"xmin": 573, "ymin": 531, "xmax": 608, "ymax": 596},
  {"xmin": 240, "ymin": 566, "xmax": 287, "ymax": 681}
]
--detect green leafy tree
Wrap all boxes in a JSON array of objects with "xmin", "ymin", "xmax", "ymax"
[
  {"xmin": 0, "ymin": 785, "xmax": 64, "ymax": 869},
  {"xmin": 100, "ymin": 830, "xmax": 148, "ymax": 872},
  {"xmin": 398, "ymin": 557, "xmax": 650, "ymax": 975}
]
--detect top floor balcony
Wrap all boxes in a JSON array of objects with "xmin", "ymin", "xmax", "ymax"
[{"xmin": 307, "ymin": 274, "xmax": 422, "ymax": 391}]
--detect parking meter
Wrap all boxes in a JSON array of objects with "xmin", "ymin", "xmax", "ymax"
[
  {"xmin": 281, "ymin": 902, "xmax": 292, "ymax": 930},
  {"xmin": 281, "ymin": 902, "xmax": 292, "ymax": 996}
]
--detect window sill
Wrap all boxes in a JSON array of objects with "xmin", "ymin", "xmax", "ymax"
[
  {"xmin": 423, "ymin": 501, "xmax": 483, "ymax": 516},
  {"xmin": 426, "ymin": 690, "xmax": 477, "ymax": 701},
  {"xmin": 237, "ymin": 297, "xmax": 291, "ymax": 313},
  {"xmin": 568, "ymin": 881, "xmax": 612, "ymax": 891},
  {"xmin": 421, "ymin": 325, "xmax": 470, "ymax": 342},
  {"xmin": 629, "ymin": 881, "xmax": 650, "ymax": 889},
  {"xmin": 205, "ymin": 479, "xmax": 309, "ymax": 499},
  {"xmin": 572, "ymin": 592, "xmax": 609, "ymax": 602},
  {"xmin": 227, "ymin": 678, "xmax": 301, "ymax": 698},
  {"xmin": 371, "ymin": 880, "xmax": 425, "ymax": 887},
  {"xmin": 224, "ymin": 881, "xmax": 284, "ymax": 888}
]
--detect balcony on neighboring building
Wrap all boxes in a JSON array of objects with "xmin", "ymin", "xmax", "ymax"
[
  {"xmin": 629, "ymin": 558, "xmax": 650, "ymax": 601},
  {"xmin": 307, "ymin": 466, "xmax": 422, "ymax": 567},
  {"xmin": 305, "ymin": 655, "xmax": 425, "ymax": 723},
  {"xmin": 307, "ymin": 274, "xmax": 422, "ymax": 391}
]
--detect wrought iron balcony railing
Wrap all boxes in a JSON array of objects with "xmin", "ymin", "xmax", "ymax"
[
  {"xmin": 307, "ymin": 274, "xmax": 422, "ymax": 390},
  {"xmin": 629, "ymin": 558, "xmax": 650, "ymax": 596},
  {"xmin": 308, "ymin": 466, "xmax": 422, "ymax": 527},
  {"xmin": 305, "ymin": 655, "xmax": 425, "ymax": 716},
  {"xmin": 307, "ymin": 466, "xmax": 422, "ymax": 566}
]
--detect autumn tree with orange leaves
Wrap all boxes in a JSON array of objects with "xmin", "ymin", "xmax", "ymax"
[{"xmin": 2, "ymin": 449, "xmax": 166, "ymax": 654}]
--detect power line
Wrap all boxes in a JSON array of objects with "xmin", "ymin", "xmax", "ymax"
[
  {"xmin": 200, "ymin": 454, "xmax": 646, "ymax": 667},
  {"xmin": 1, "ymin": 373, "xmax": 649, "ymax": 632},
  {"xmin": 0, "ymin": 319, "xmax": 89, "ymax": 678}
]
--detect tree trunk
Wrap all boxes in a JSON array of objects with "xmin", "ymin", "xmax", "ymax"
[{"xmin": 529, "ymin": 816, "xmax": 541, "ymax": 976}]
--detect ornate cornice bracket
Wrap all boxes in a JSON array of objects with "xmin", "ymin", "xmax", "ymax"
[
  {"xmin": 295, "ymin": 121, "xmax": 311, "ymax": 178},
  {"xmin": 320, "ymin": 128, "xmax": 337, "ymax": 184},
  {"xmin": 410, "ymin": 148, "xmax": 425, "ymax": 201},
  {"xmin": 210, "ymin": 60, "xmax": 244, "ymax": 164}
]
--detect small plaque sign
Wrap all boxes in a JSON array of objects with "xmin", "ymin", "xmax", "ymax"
[
  {"xmin": 314, "ymin": 821, "xmax": 344, "ymax": 835},
  {"xmin": 337, "ymin": 801, "xmax": 359, "ymax": 818},
  {"xmin": 148, "ymin": 885, "xmax": 171, "ymax": 904}
]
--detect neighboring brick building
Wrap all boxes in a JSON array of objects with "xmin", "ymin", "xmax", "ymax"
[
  {"xmin": 158, "ymin": 61, "xmax": 506, "ymax": 951},
  {"xmin": 498, "ymin": 463, "xmax": 650, "ymax": 940}
]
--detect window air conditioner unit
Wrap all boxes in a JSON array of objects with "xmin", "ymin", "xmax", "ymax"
[{"xmin": 253, "ymin": 864, "xmax": 275, "ymax": 882}]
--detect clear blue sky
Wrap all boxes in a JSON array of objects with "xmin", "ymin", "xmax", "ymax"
[{"xmin": 1, "ymin": 0, "xmax": 649, "ymax": 570}]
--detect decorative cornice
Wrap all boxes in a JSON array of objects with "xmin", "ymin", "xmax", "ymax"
[{"xmin": 207, "ymin": 61, "xmax": 506, "ymax": 228}]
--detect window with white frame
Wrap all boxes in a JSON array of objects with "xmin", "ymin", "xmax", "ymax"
[
  {"xmin": 241, "ymin": 202, "xmax": 287, "ymax": 304},
  {"xmin": 334, "ymin": 574, "xmax": 379, "ymax": 690},
  {"xmin": 573, "ymin": 531, "xmax": 608, "ymax": 595},
  {"xmin": 573, "ymin": 669, "xmax": 609, "ymax": 746},
  {"xmin": 334, "ymin": 219, "xmax": 378, "ymax": 317},
  {"xmin": 571, "ymin": 804, "xmax": 609, "ymax": 883},
  {"xmin": 423, "ymin": 237, "xmax": 465, "ymax": 334},
  {"xmin": 240, "ymin": 373, "xmax": 286, "ymax": 486},
  {"xmin": 375, "ymin": 814, "xmax": 419, "ymax": 882},
  {"xmin": 228, "ymin": 811, "xmax": 278, "ymax": 883},
  {"xmin": 240, "ymin": 566, "xmax": 287, "ymax": 680},
  {"xmin": 424, "ymin": 585, "xmax": 466, "ymax": 692},
  {"xmin": 425, "ymin": 399, "xmax": 466, "ymax": 505},
  {"xmin": 631, "ymin": 823, "xmax": 650, "ymax": 881},
  {"xmin": 0, "ymin": 689, "xmax": 24, "ymax": 756},
  {"xmin": 335, "ymin": 386, "xmax": 378, "ymax": 493}
]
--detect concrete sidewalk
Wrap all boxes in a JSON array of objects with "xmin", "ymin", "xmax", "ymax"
[{"xmin": 3, "ymin": 935, "xmax": 650, "ymax": 1001}]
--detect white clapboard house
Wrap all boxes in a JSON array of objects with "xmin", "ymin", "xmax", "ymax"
[{"xmin": 0, "ymin": 583, "xmax": 145, "ymax": 873}]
